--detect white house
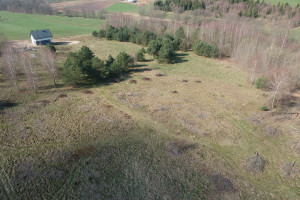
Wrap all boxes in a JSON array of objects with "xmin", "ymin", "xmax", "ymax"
[
  {"xmin": 30, "ymin": 29, "xmax": 53, "ymax": 45},
  {"xmin": 123, "ymin": 0, "xmax": 137, "ymax": 3}
]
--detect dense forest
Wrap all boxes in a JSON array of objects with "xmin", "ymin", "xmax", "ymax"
[{"xmin": 154, "ymin": 0, "xmax": 300, "ymax": 24}]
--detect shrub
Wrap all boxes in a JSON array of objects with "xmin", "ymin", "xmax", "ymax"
[
  {"xmin": 92, "ymin": 30, "xmax": 98, "ymax": 37},
  {"xmin": 46, "ymin": 44, "xmax": 56, "ymax": 52},
  {"xmin": 147, "ymin": 39, "xmax": 162, "ymax": 57},
  {"xmin": 157, "ymin": 38, "xmax": 176, "ymax": 64},
  {"xmin": 174, "ymin": 27, "xmax": 185, "ymax": 50},
  {"xmin": 135, "ymin": 48, "xmax": 146, "ymax": 61},
  {"xmin": 114, "ymin": 26, "xmax": 130, "ymax": 42},
  {"xmin": 140, "ymin": 30, "xmax": 156, "ymax": 46},
  {"xmin": 106, "ymin": 55, "xmax": 115, "ymax": 67},
  {"xmin": 259, "ymin": 106, "xmax": 269, "ymax": 111},
  {"xmin": 105, "ymin": 26, "xmax": 117, "ymax": 40},
  {"xmin": 62, "ymin": 51, "xmax": 87, "ymax": 85},
  {"xmin": 193, "ymin": 40, "xmax": 218, "ymax": 58},
  {"xmin": 256, "ymin": 77, "xmax": 268, "ymax": 89},
  {"xmin": 98, "ymin": 30, "xmax": 106, "ymax": 38},
  {"xmin": 91, "ymin": 57, "xmax": 109, "ymax": 79},
  {"xmin": 110, "ymin": 52, "xmax": 134, "ymax": 77}
]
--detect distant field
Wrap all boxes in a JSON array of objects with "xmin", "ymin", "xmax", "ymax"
[
  {"xmin": 265, "ymin": 0, "xmax": 299, "ymax": 6},
  {"xmin": 51, "ymin": 0, "xmax": 116, "ymax": 13},
  {"xmin": 0, "ymin": 11, "xmax": 103, "ymax": 40},
  {"xmin": 105, "ymin": 2, "xmax": 139, "ymax": 13}
]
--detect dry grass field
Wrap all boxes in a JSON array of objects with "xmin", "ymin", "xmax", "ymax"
[
  {"xmin": 51, "ymin": 0, "xmax": 117, "ymax": 13},
  {"xmin": 1, "ymin": 36, "xmax": 300, "ymax": 199}
]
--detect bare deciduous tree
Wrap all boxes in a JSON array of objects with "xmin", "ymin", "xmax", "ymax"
[
  {"xmin": 268, "ymin": 67, "xmax": 291, "ymax": 110},
  {"xmin": 2, "ymin": 44, "xmax": 20, "ymax": 90},
  {"xmin": 21, "ymin": 53, "xmax": 38, "ymax": 94},
  {"xmin": 39, "ymin": 47, "xmax": 58, "ymax": 87}
]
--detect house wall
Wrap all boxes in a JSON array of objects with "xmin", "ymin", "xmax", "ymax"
[{"xmin": 31, "ymin": 35, "xmax": 52, "ymax": 45}]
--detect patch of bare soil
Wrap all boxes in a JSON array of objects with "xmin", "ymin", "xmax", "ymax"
[
  {"xmin": 243, "ymin": 153, "xmax": 267, "ymax": 173},
  {"xmin": 155, "ymin": 73, "xmax": 165, "ymax": 77},
  {"xmin": 210, "ymin": 174, "xmax": 236, "ymax": 193},
  {"xmin": 264, "ymin": 126, "xmax": 282, "ymax": 137},
  {"xmin": 129, "ymin": 79, "xmax": 137, "ymax": 84},
  {"xmin": 281, "ymin": 161, "xmax": 299, "ymax": 177},
  {"xmin": 57, "ymin": 94, "xmax": 68, "ymax": 99},
  {"xmin": 38, "ymin": 100, "xmax": 51, "ymax": 107},
  {"xmin": 113, "ymin": 78, "xmax": 121, "ymax": 83},
  {"xmin": 82, "ymin": 90, "xmax": 94, "ymax": 94}
]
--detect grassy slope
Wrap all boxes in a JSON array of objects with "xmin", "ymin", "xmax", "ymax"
[
  {"xmin": 264, "ymin": 0, "xmax": 299, "ymax": 6},
  {"xmin": 105, "ymin": 2, "xmax": 139, "ymax": 13},
  {"xmin": 291, "ymin": 27, "xmax": 300, "ymax": 42},
  {"xmin": 0, "ymin": 36, "xmax": 300, "ymax": 199},
  {"xmin": 0, "ymin": 11, "xmax": 103, "ymax": 40}
]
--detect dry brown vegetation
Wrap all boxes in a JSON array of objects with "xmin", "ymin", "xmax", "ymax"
[{"xmin": 50, "ymin": 0, "xmax": 117, "ymax": 15}]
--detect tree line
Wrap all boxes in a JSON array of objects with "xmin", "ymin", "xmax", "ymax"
[
  {"xmin": 93, "ymin": 26, "xmax": 219, "ymax": 63},
  {"xmin": 153, "ymin": 0, "xmax": 300, "ymax": 21},
  {"xmin": 0, "ymin": 0, "xmax": 53, "ymax": 15}
]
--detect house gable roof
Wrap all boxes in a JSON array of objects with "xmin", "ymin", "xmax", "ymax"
[{"xmin": 30, "ymin": 29, "xmax": 53, "ymax": 40}]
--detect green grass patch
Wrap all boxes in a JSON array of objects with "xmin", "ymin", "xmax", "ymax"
[
  {"xmin": 105, "ymin": 2, "xmax": 139, "ymax": 13},
  {"xmin": 291, "ymin": 27, "xmax": 300, "ymax": 42},
  {"xmin": 0, "ymin": 11, "xmax": 103, "ymax": 40},
  {"xmin": 264, "ymin": 0, "xmax": 299, "ymax": 6}
]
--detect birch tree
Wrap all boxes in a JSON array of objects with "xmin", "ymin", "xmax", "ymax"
[
  {"xmin": 39, "ymin": 47, "xmax": 58, "ymax": 87},
  {"xmin": 268, "ymin": 67, "xmax": 291, "ymax": 110},
  {"xmin": 2, "ymin": 45, "xmax": 20, "ymax": 90},
  {"xmin": 21, "ymin": 53, "xmax": 38, "ymax": 94}
]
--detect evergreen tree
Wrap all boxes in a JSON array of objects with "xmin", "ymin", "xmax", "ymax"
[
  {"xmin": 158, "ymin": 38, "xmax": 176, "ymax": 64},
  {"xmin": 147, "ymin": 39, "xmax": 162, "ymax": 57}
]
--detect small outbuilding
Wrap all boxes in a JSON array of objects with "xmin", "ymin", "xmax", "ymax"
[{"xmin": 30, "ymin": 29, "xmax": 53, "ymax": 45}]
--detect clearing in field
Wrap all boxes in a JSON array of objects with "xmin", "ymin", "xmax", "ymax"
[
  {"xmin": 105, "ymin": 2, "xmax": 139, "ymax": 13},
  {"xmin": 1, "ymin": 35, "xmax": 299, "ymax": 199},
  {"xmin": 0, "ymin": 11, "xmax": 103, "ymax": 40}
]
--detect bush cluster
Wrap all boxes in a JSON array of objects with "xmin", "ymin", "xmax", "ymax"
[
  {"xmin": 255, "ymin": 77, "xmax": 268, "ymax": 89},
  {"xmin": 193, "ymin": 41, "xmax": 219, "ymax": 58},
  {"xmin": 93, "ymin": 26, "xmax": 220, "ymax": 61},
  {"xmin": 93, "ymin": 26, "xmax": 184, "ymax": 63},
  {"xmin": 62, "ymin": 46, "xmax": 133, "ymax": 85},
  {"xmin": 135, "ymin": 48, "xmax": 146, "ymax": 62}
]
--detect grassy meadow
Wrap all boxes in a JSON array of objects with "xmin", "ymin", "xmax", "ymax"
[
  {"xmin": 264, "ymin": 0, "xmax": 299, "ymax": 6},
  {"xmin": 105, "ymin": 2, "xmax": 139, "ymax": 13},
  {"xmin": 0, "ymin": 11, "xmax": 103, "ymax": 40},
  {"xmin": 1, "ymin": 35, "xmax": 300, "ymax": 199}
]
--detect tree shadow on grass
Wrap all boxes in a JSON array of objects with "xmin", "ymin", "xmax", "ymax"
[
  {"xmin": 131, "ymin": 64, "xmax": 152, "ymax": 73},
  {"xmin": 175, "ymin": 53, "xmax": 189, "ymax": 64},
  {"xmin": 0, "ymin": 100, "xmax": 18, "ymax": 111},
  {"xmin": 52, "ymin": 42, "xmax": 71, "ymax": 45}
]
